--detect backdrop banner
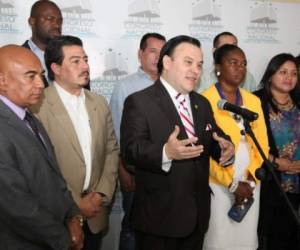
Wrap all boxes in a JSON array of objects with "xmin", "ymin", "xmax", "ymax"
[{"xmin": 1, "ymin": 0, "xmax": 299, "ymax": 249}]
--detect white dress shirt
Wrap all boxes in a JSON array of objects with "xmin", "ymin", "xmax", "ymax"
[{"xmin": 54, "ymin": 82, "xmax": 92, "ymax": 191}]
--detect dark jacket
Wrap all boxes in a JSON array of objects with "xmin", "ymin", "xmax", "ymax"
[
  {"xmin": 0, "ymin": 100, "xmax": 79, "ymax": 250},
  {"xmin": 121, "ymin": 80, "xmax": 229, "ymax": 238}
]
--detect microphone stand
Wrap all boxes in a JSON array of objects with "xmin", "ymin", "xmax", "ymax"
[{"xmin": 243, "ymin": 119, "xmax": 300, "ymax": 228}]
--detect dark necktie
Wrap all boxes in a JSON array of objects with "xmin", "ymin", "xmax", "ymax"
[{"xmin": 24, "ymin": 111, "xmax": 47, "ymax": 150}]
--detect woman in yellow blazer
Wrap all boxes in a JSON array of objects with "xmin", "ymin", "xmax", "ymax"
[{"xmin": 202, "ymin": 44, "xmax": 269, "ymax": 250}]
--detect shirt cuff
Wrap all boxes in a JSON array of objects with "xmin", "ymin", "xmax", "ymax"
[{"xmin": 162, "ymin": 144, "xmax": 172, "ymax": 172}]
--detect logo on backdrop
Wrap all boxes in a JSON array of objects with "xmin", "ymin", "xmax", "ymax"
[
  {"xmin": 122, "ymin": 0, "xmax": 163, "ymax": 39},
  {"xmin": 59, "ymin": 0, "xmax": 96, "ymax": 37},
  {"xmin": 91, "ymin": 49, "xmax": 129, "ymax": 101},
  {"xmin": 188, "ymin": 0, "xmax": 223, "ymax": 43},
  {"xmin": 0, "ymin": 0, "xmax": 20, "ymax": 34},
  {"xmin": 245, "ymin": 1, "xmax": 279, "ymax": 44}
]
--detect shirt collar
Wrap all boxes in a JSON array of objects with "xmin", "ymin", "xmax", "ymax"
[
  {"xmin": 28, "ymin": 39, "xmax": 44, "ymax": 54},
  {"xmin": 137, "ymin": 67, "xmax": 153, "ymax": 81},
  {"xmin": 0, "ymin": 95, "xmax": 26, "ymax": 120},
  {"xmin": 54, "ymin": 82, "xmax": 85, "ymax": 105},
  {"xmin": 160, "ymin": 76, "xmax": 189, "ymax": 101}
]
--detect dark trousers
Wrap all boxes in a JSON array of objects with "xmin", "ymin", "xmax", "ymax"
[
  {"xmin": 135, "ymin": 227, "xmax": 205, "ymax": 250},
  {"xmin": 83, "ymin": 222, "xmax": 102, "ymax": 250},
  {"xmin": 119, "ymin": 191, "xmax": 135, "ymax": 250},
  {"xmin": 258, "ymin": 193, "xmax": 300, "ymax": 250}
]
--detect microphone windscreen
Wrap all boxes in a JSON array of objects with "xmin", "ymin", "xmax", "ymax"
[{"xmin": 217, "ymin": 99, "xmax": 227, "ymax": 110}]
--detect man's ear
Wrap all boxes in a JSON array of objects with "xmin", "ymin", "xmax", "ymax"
[
  {"xmin": 138, "ymin": 49, "xmax": 142, "ymax": 63},
  {"xmin": 0, "ymin": 73, "xmax": 3, "ymax": 85},
  {"xmin": 50, "ymin": 63, "xmax": 60, "ymax": 76},
  {"xmin": 28, "ymin": 17, "xmax": 35, "ymax": 27},
  {"xmin": 163, "ymin": 55, "xmax": 172, "ymax": 71},
  {"xmin": 0, "ymin": 72, "xmax": 8, "ymax": 92}
]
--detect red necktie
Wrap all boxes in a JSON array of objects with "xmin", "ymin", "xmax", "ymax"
[{"xmin": 175, "ymin": 93, "xmax": 195, "ymax": 138}]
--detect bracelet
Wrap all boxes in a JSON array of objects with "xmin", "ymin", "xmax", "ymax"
[
  {"xmin": 246, "ymin": 180, "xmax": 256, "ymax": 189},
  {"xmin": 73, "ymin": 215, "xmax": 84, "ymax": 227},
  {"xmin": 228, "ymin": 180, "xmax": 239, "ymax": 193}
]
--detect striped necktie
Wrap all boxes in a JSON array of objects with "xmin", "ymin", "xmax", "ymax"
[{"xmin": 175, "ymin": 93, "xmax": 195, "ymax": 138}]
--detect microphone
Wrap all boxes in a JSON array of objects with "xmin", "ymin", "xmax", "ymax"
[{"xmin": 217, "ymin": 99, "xmax": 258, "ymax": 122}]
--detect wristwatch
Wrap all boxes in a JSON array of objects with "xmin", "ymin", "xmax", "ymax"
[{"xmin": 228, "ymin": 180, "xmax": 239, "ymax": 193}]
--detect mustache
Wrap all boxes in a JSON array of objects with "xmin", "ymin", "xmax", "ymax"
[{"xmin": 79, "ymin": 71, "xmax": 90, "ymax": 77}]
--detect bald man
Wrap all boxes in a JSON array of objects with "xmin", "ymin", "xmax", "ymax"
[{"xmin": 0, "ymin": 45, "xmax": 84, "ymax": 250}]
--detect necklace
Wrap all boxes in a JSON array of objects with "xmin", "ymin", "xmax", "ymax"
[{"xmin": 272, "ymin": 97, "xmax": 294, "ymax": 111}]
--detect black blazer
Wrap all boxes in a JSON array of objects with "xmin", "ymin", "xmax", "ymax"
[
  {"xmin": 22, "ymin": 40, "xmax": 91, "ymax": 90},
  {"xmin": 0, "ymin": 100, "xmax": 79, "ymax": 250},
  {"xmin": 121, "ymin": 80, "xmax": 229, "ymax": 238}
]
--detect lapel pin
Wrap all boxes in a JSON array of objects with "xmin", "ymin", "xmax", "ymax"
[{"xmin": 194, "ymin": 104, "xmax": 198, "ymax": 109}]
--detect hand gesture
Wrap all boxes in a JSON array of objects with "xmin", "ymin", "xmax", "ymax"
[
  {"xmin": 165, "ymin": 125, "xmax": 204, "ymax": 160},
  {"xmin": 212, "ymin": 132, "xmax": 235, "ymax": 166}
]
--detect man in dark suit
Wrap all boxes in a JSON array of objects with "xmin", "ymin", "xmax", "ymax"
[
  {"xmin": 0, "ymin": 44, "xmax": 84, "ymax": 250},
  {"xmin": 121, "ymin": 35, "xmax": 235, "ymax": 250},
  {"xmin": 22, "ymin": 0, "xmax": 63, "ymax": 88}
]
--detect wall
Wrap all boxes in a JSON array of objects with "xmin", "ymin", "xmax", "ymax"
[{"xmin": 1, "ymin": 0, "xmax": 299, "ymax": 249}]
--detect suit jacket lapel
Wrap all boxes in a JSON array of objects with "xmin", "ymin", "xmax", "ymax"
[
  {"xmin": 154, "ymin": 80, "xmax": 188, "ymax": 140},
  {"xmin": 46, "ymin": 85, "xmax": 85, "ymax": 162},
  {"xmin": 0, "ymin": 100, "xmax": 61, "ymax": 174},
  {"xmin": 190, "ymin": 92, "xmax": 208, "ymax": 143}
]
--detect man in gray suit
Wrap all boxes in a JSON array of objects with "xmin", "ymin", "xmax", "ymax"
[{"xmin": 0, "ymin": 44, "xmax": 84, "ymax": 250}]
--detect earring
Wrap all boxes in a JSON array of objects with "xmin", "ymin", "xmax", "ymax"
[{"xmin": 216, "ymin": 71, "xmax": 221, "ymax": 76}]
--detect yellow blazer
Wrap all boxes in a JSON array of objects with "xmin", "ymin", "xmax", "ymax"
[
  {"xmin": 32, "ymin": 85, "xmax": 119, "ymax": 233},
  {"xmin": 202, "ymin": 85, "xmax": 269, "ymax": 187}
]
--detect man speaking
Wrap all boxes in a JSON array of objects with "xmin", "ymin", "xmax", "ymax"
[{"xmin": 121, "ymin": 35, "xmax": 234, "ymax": 250}]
